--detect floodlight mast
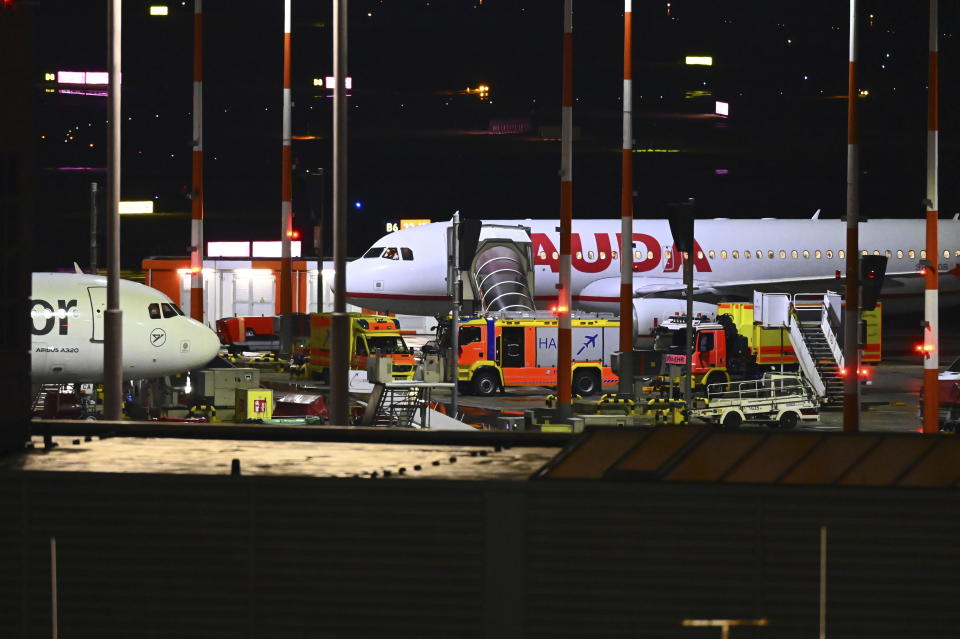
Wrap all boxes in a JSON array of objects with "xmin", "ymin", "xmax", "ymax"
[
  {"xmin": 103, "ymin": 0, "xmax": 123, "ymax": 420},
  {"xmin": 329, "ymin": 0, "xmax": 350, "ymax": 426},
  {"xmin": 190, "ymin": 0, "xmax": 204, "ymax": 323},
  {"xmin": 843, "ymin": 0, "xmax": 861, "ymax": 433},
  {"xmin": 556, "ymin": 0, "xmax": 574, "ymax": 421},
  {"xmin": 922, "ymin": 0, "xmax": 940, "ymax": 434},
  {"xmin": 618, "ymin": 0, "xmax": 635, "ymax": 397},
  {"xmin": 279, "ymin": 0, "xmax": 294, "ymax": 357}
]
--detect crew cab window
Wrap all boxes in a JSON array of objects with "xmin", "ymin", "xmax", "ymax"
[
  {"xmin": 161, "ymin": 303, "xmax": 179, "ymax": 318},
  {"xmin": 401, "ymin": 247, "xmax": 414, "ymax": 261},
  {"xmin": 363, "ymin": 246, "xmax": 384, "ymax": 258},
  {"xmin": 355, "ymin": 337, "xmax": 368, "ymax": 356},
  {"xmin": 148, "ymin": 303, "xmax": 161, "ymax": 319},
  {"xmin": 367, "ymin": 336, "xmax": 410, "ymax": 354},
  {"xmin": 460, "ymin": 326, "xmax": 482, "ymax": 345}
]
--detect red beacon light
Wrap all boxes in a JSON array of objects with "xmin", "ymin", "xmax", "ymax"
[{"xmin": 915, "ymin": 343, "xmax": 934, "ymax": 358}]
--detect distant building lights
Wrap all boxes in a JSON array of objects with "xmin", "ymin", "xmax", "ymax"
[
  {"xmin": 149, "ymin": 5, "xmax": 169, "ymax": 16},
  {"xmin": 685, "ymin": 56, "xmax": 713, "ymax": 66},
  {"xmin": 207, "ymin": 241, "xmax": 251, "ymax": 258},
  {"xmin": 715, "ymin": 100, "xmax": 729, "ymax": 116},
  {"xmin": 252, "ymin": 241, "xmax": 302, "ymax": 258},
  {"xmin": 858, "ymin": 89, "xmax": 870, "ymax": 98},
  {"xmin": 56, "ymin": 71, "xmax": 118, "ymax": 85},
  {"xmin": 322, "ymin": 76, "xmax": 353, "ymax": 89},
  {"xmin": 118, "ymin": 201, "xmax": 154, "ymax": 215}
]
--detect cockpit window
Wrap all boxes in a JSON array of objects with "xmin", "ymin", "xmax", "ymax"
[
  {"xmin": 401, "ymin": 247, "xmax": 413, "ymax": 261},
  {"xmin": 382, "ymin": 247, "xmax": 400, "ymax": 260},
  {"xmin": 148, "ymin": 303, "xmax": 161, "ymax": 319},
  {"xmin": 363, "ymin": 246, "xmax": 384, "ymax": 258}
]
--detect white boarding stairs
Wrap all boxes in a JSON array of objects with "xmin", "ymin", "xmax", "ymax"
[{"xmin": 753, "ymin": 292, "xmax": 845, "ymax": 404}]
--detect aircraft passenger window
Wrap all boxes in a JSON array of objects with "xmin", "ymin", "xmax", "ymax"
[
  {"xmin": 539, "ymin": 251, "xmax": 547, "ymax": 260},
  {"xmin": 885, "ymin": 250, "xmax": 892, "ymax": 258},
  {"xmin": 755, "ymin": 251, "xmax": 762, "ymax": 259},
  {"xmin": 682, "ymin": 252, "xmax": 689, "ymax": 260},
  {"xmin": 363, "ymin": 247, "xmax": 384, "ymax": 258},
  {"xmin": 839, "ymin": 250, "xmax": 846, "ymax": 259},
  {"xmin": 588, "ymin": 251, "xmax": 595, "ymax": 260},
  {"xmin": 720, "ymin": 250, "xmax": 728, "ymax": 259},
  {"xmin": 955, "ymin": 250, "xmax": 960, "ymax": 257},
  {"xmin": 708, "ymin": 250, "xmax": 716, "ymax": 259},
  {"xmin": 944, "ymin": 250, "xmax": 950, "ymax": 259},
  {"xmin": 161, "ymin": 303, "xmax": 178, "ymax": 318},
  {"xmin": 827, "ymin": 250, "xmax": 834, "ymax": 259},
  {"xmin": 779, "ymin": 250, "xmax": 786, "ymax": 259},
  {"xmin": 647, "ymin": 250, "xmax": 654, "ymax": 260},
  {"xmin": 382, "ymin": 248, "xmax": 400, "ymax": 260},
  {"xmin": 576, "ymin": 251, "xmax": 583, "ymax": 259},
  {"xmin": 552, "ymin": 251, "xmax": 559, "ymax": 260},
  {"xmin": 920, "ymin": 250, "xmax": 927, "ymax": 259},
  {"xmin": 897, "ymin": 250, "xmax": 904, "ymax": 259},
  {"xmin": 908, "ymin": 250, "xmax": 916, "ymax": 259},
  {"xmin": 401, "ymin": 247, "xmax": 413, "ymax": 260},
  {"xmin": 873, "ymin": 250, "xmax": 880, "ymax": 256},
  {"xmin": 611, "ymin": 251, "xmax": 618, "ymax": 259},
  {"xmin": 743, "ymin": 250, "xmax": 750, "ymax": 259},
  {"xmin": 802, "ymin": 250, "xmax": 810, "ymax": 259},
  {"xmin": 599, "ymin": 251, "xmax": 606, "ymax": 260},
  {"xmin": 635, "ymin": 250, "xmax": 643, "ymax": 260},
  {"xmin": 665, "ymin": 250, "xmax": 672, "ymax": 261},
  {"xmin": 861, "ymin": 250, "xmax": 868, "ymax": 256},
  {"xmin": 355, "ymin": 337, "xmax": 368, "ymax": 356},
  {"xmin": 732, "ymin": 250, "xmax": 739, "ymax": 259},
  {"xmin": 768, "ymin": 250, "xmax": 775, "ymax": 259},
  {"xmin": 791, "ymin": 250, "xmax": 798, "ymax": 259},
  {"xmin": 815, "ymin": 250, "xmax": 822, "ymax": 259},
  {"xmin": 148, "ymin": 303, "xmax": 161, "ymax": 319},
  {"xmin": 697, "ymin": 250, "xmax": 704, "ymax": 259}
]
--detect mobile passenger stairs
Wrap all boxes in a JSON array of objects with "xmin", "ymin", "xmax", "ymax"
[{"xmin": 754, "ymin": 291, "xmax": 846, "ymax": 406}]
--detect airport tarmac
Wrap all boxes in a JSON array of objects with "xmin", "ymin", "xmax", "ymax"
[{"xmin": 264, "ymin": 359, "xmax": 936, "ymax": 433}]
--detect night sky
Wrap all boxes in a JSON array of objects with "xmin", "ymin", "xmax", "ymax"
[{"xmin": 26, "ymin": 0, "xmax": 960, "ymax": 271}]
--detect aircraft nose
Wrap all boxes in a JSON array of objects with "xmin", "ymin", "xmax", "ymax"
[{"xmin": 190, "ymin": 322, "xmax": 222, "ymax": 368}]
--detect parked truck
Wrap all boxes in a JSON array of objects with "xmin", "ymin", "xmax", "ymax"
[
  {"xmin": 306, "ymin": 312, "xmax": 416, "ymax": 382},
  {"xmin": 434, "ymin": 313, "xmax": 620, "ymax": 396},
  {"xmin": 651, "ymin": 299, "xmax": 881, "ymax": 395}
]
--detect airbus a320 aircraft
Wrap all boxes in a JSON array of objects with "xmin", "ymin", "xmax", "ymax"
[
  {"xmin": 346, "ymin": 217, "xmax": 960, "ymax": 331},
  {"xmin": 31, "ymin": 272, "xmax": 222, "ymax": 383}
]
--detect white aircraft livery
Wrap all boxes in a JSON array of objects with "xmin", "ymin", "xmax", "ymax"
[
  {"xmin": 31, "ymin": 272, "xmax": 222, "ymax": 383},
  {"xmin": 346, "ymin": 217, "xmax": 960, "ymax": 325}
]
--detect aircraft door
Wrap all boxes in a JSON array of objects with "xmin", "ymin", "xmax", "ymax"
[
  {"xmin": 501, "ymin": 326, "xmax": 525, "ymax": 368},
  {"xmin": 87, "ymin": 286, "xmax": 106, "ymax": 342}
]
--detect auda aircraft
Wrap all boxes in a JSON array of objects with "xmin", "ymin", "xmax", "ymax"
[
  {"xmin": 346, "ymin": 217, "xmax": 960, "ymax": 332},
  {"xmin": 31, "ymin": 272, "xmax": 222, "ymax": 383}
]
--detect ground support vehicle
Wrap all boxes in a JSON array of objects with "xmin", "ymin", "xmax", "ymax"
[
  {"xmin": 436, "ymin": 313, "xmax": 620, "ymax": 397},
  {"xmin": 306, "ymin": 312, "xmax": 416, "ymax": 382},
  {"xmin": 688, "ymin": 373, "xmax": 820, "ymax": 429}
]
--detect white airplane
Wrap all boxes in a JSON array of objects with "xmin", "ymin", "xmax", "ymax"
[
  {"xmin": 31, "ymin": 272, "xmax": 222, "ymax": 383},
  {"xmin": 346, "ymin": 217, "xmax": 960, "ymax": 333}
]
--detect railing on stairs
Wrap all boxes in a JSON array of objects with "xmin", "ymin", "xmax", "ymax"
[{"xmin": 787, "ymin": 310, "xmax": 827, "ymax": 399}]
